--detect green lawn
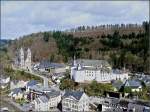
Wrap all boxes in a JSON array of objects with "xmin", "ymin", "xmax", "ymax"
[{"xmin": 4, "ymin": 67, "xmax": 42, "ymax": 82}]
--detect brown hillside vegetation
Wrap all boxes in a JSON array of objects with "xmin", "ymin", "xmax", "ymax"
[
  {"xmin": 7, "ymin": 21, "xmax": 149, "ymax": 73},
  {"xmin": 69, "ymin": 27, "xmax": 144, "ymax": 38},
  {"xmin": 8, "ymin": 32, "xmax": 61, "ymax": 62},
  {"xmin": 8, "ymin": 25, "xmax": 144, "ymax": 62}
]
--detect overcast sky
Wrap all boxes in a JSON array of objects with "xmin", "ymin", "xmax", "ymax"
[{"xmin": 1, "ymin": 1, "xmax": 149, "ymax": 40}]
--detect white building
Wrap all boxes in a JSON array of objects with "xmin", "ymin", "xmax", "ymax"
[
  {"xmin": 10, "ymin": 80, "xmax": 28, "ymax": 90},
  {"xmin": 33, "ymin": 96, "xmax": 49, "ymax": 111},
  {"xmin": 45, "ymin": 90, "xmax": 61, "ymax": 108},
  {"xmin": 62, "ymin": 91, "xmax": 89, "ymax": 112},
  {"xmin": 71, "ymin": 59, "xmax": 128, "ymax": 83},
  {"xmin": 31, "ymin": 86, "xmax": 61, "ymax": 111},
  {"xmin": 0, "ymin": 76, "xmax": 10, "ymax": 89},
  {"xmin": 9, "ymin": 88, "xmax": 24, "ymax": 100}
]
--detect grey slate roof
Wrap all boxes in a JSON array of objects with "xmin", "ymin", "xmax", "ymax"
[
  {"xmin": 112, "ymin": 69, "xmax": 126, "ymax": 74},
  {"xmin": 112, "ymin": 81, "xmax": 123, "ymax": 90},
  {"xmin": 39, "ymin": 96, "xmax": 49, "ymax": 103},
  {"xmin": 30, "ymin": 85, "xmax": 60, "ymax": 96},
  {"xmin": 35, "ymin": 96, "xmax": 49, "ymax": 104},
  {"xmin": 38, "ymin": 60, "xmax": 65, "ymax": 69},
  {"xmin": 76, "ymin": 59, "xmax": 110, "ymax": 67},
  {"xmin": 45, "ymin": 90, "xmax": 60, "ymax": 99},
  {"xmin": 63, "ymin": 91, "xmax": 84, "ymax": 101},
  {"xmin": 12, "ymin": 88, "xmax": 23, "ymax": 95},
  {"xmin": 26, "ymin": 80, "xmax": 38, "ymax": 87},
  {"xmin": 119, "ymin": 99, "xmax": 150, "ymax": 107},
  {"xmin": 30, "ymin": 85, "xmax": 43, "ymax": 92},
  {"xmin": 124, "ymin": 80, "xmax": 141, "ymax": 88}
]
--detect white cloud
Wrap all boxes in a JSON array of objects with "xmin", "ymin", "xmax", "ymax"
[{"xmin": 1, "ymin": 1, "xmax": 149, "ymax": 39}]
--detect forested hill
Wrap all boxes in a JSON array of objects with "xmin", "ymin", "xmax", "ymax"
[
  {"xmin": 7, "ymin": 21, "xmax": 150, "ymax": 73},
  {"xmin": 66, "ymin": 23, "xmax": 144, "ymax": 38}
]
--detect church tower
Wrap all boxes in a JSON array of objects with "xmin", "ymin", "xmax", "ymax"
[
  {"xmin": 25, "ymin": 48, "xmax": 32, "ymax": 70},
  {"xmin": 73, "ymin": 55, "xmax": 77, "ymax": 67},
  {"xmin": 20, "ymin": 47, "xmax": 24, "ymax": 69}
]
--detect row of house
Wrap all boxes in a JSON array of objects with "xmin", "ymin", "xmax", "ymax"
[
  {"xmin": 33, "ymin": 90, "xmax": 89, "ymax": 112},
  {"xmin": 112, "ymin": 79, "xmax": 142, "ymax": 92},
  {"xmin": 96, "ymin": 97, "xmax": 150, "ymax": 112},
  {"xmin": 8, "ymin": 79, "xmax": 90, "ymax": 111}
]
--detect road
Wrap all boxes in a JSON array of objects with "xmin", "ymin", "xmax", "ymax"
[
  {"xmin": 12, "ymin": 65, "xmax": 49, "ymax": 87},
  {"xmin": 12, "ymin": 65, "xmax": 63, "ymax": 92},
  {"xmin": 0, "ymin": 96, "xmax": 23, "ymax": 112}
]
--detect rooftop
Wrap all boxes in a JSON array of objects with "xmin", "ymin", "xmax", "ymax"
[
  {"xmin": 119, "ymin": 99, "xmax": 150, "ymax": 107},
  {"xmin": 35, "ymin": 96, "xmax": 49, "ymax": 104},
  {"xmin": 112, "ymin": 81, "xmax": 123, "ymax": 90},
  {"xmin": 38, "ymin": 60, "xmax": 65, "ymax": 69},
  {"xmin": 124, "ymin": 79, "xmax": 141, "ymax": 88},
  {"xmin": 75, "ymin": 59, "xmax": 110, "ymax": 67},
  {"xmin": 12, "ymin": 88, "xmax": 23, "ymax": 95},
  {"xmin": 26, "ymin": 80, "xmax": 38, "ymax": 87},
  {"xmin": 30, "ymin": 85, "xmax": 59, "ymax": 94},
  {"xmin": 63, "ymin": 90, "xmax": 84, "ymax": 101},
  {"xmin": 45, "ymin": 90, "xmax": 60, "ymax": 98}
]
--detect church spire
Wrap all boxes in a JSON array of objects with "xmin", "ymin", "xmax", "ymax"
[
  {"xmin": 20, "ymin": 47, "xmax": 24, "ymax": 69},
  {"xmin": 25, "ymin": 48, "xmax": 32, "ymax": 71},
  {"xmin": 73, "ymin": 55, "xmax": 77, "ymax": 67}
]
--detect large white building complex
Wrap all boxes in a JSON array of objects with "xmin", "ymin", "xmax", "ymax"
[{"xmin": 71, "ymin": 58, "xmax": 129, "ymax": 83}]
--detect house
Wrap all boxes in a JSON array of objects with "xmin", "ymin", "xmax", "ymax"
[
  {"xmin": 62, "ymin": 91, "xmax": 89, "ymax": 111},
  {"xmin": 33, "ymin": 60, "xmax": 66, "ymax": 74},
  {"xmin": 0, "ymin": 76, "xmax": 10, "ymax": 84},
  {"xmin": 29, "ymin": 85, "xmax": 45, "ymax": 101},
  {"xmin": 141, "ymin": 76, "xmax": 150, "ymax": 87},
  {"xmin": 9, "ymin": 88, "xmax": 24, "ymax": 100},
  {"xmin": 33, "ymin": 96, "xmax": 49, "ymax": 111},
  {"xmin": 0, "ymin": 76, "xmax": 10, "ymax": 89},
  {"xmin": 10, "ymin": 80, "xmax": 28, "ymax": 90},
  {"xmin": 29, "ymin": 84, "xmax": 61, "ymax": 104},
  {"xmin": 26, "ymin": 80, "xmax": 38, "ymax": 92},
  {"xmin": 124, "ymin": 79, "xmax": 142, "ymax": 92},
  {"xmin": 128, "ymin": 101, "xmax": 150, "ymax": 112},
  {"xmin": 71, "ymin": 59, "xmax": 129, "ymax": 83},
  {"xmin": 45, "ymin": 90, "xmax": 61, "ymax": 108},
  {"xmin": 32, "ymin": 88, "xmax": 61, "ymax": 111}
]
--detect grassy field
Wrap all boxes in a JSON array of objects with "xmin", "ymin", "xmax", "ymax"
[{"xmin": 4, "ymin": 67, "xmax": 42, "ymax": 82}]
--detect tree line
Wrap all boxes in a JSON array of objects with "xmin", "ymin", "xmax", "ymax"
[{"xmin": 50, "ymin": 21, "xmax": 149, "ymax": 73}]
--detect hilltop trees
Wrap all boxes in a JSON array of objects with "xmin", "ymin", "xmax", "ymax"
[
  {"xmin": 7, "ymin": 21, "xmax": 149, "ymax": 74},
  {"xmin": 43, "ymin": 32, "xmax": 50, "ymax": 42},
  {"xmin": 52, "ymin": 31, "xmax": 75, "ymax": 62}
]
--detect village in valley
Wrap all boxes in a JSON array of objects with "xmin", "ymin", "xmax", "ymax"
[
  {"xmin": 1, "ymin": 45, "xmax": 150, "ymax": 112},
  {"xmin": 1, "ymin": 1, "xmax": 150, "ymax": 112}
]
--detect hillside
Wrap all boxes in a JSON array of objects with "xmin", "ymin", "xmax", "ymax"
[
  {"xmin": 0, "ymin": 39, "xmax": 12, "ymax": 49},
  {"xmin": 68, "ymin": 26, "xmax": 144, "ymax": 38},
  {"xmin": 6, "ymin": 21, "xmax": 150, "ymax": 74}
]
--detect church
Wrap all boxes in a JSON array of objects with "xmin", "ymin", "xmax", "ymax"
[
  {"xmin": 15, "ymin": 48, "xmax": 32, "ymax": 71},
  {"xmin": 71, "ymin": 57, "xmax": 129, "ymax": 83}
]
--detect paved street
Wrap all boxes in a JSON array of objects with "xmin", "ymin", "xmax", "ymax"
[
  {"xmin": 12, "ymin": 65, "xmax": 50, "ymax": 87},
  {"xmin": 0, "ymin": 96, "xmax": 22, "ymax": 112},
  {"xmin": 1, "ymin": 94, "xmax": 33, "ymax": 112}
]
